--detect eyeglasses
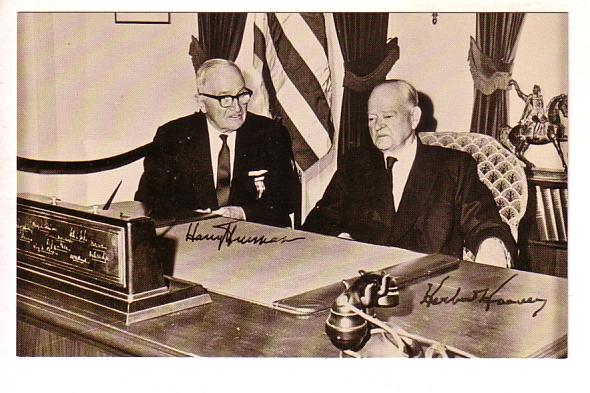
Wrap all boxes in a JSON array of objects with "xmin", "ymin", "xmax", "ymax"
[{"xmin": 199, "ymin": 88, "xmax": 253, "ymax": 108}]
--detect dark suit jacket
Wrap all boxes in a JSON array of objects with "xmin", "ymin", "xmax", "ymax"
[
  {"xmin": 303, "ymin": 139, "xmax": 518, "ymax": 261},
  {"xmin": 135, "ymin": 112, "xmax": 297, "ymax": 227}
]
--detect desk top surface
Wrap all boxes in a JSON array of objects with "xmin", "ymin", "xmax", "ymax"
[
  {"xmin": 157, "ymin": 217, "xmax": 424, "ymax": 310},
  {"xmin": 18, "ymin": 259, "xmax": 567, "ymax": 358}
]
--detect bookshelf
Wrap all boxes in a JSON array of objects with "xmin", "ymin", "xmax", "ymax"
[{"xmin": 518, "ymin": 168, "xmax": 568, "ymax": 278}]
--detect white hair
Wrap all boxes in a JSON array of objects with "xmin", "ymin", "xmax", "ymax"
[
  {"xmin": 195, "ymin": 59, "xmax": 242, "ymax": 92},
  {"xmin": 378, "ymin": 79, "xmax": 419, "ymax": 107}
]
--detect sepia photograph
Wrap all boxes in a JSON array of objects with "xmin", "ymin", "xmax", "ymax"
[{"xmin": 3, "ymin": 2, "xmax": 587, "ymax": 392}]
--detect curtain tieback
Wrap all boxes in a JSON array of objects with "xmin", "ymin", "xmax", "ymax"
[
  {"xmin": 342, "ymin": 37, "xmax": 400, "ymax": 93},
  {"xmin": 189, "ymin": 35, "xmax": 211, "ymax": 73},
  {"xmin": 468, "ymin": 36, "xmax": 515, "ymax": 96}
]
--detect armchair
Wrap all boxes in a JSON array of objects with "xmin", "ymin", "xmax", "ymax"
[{"xmin": 418, "ymin": 132, "xmax": 528, "ymax": 266}]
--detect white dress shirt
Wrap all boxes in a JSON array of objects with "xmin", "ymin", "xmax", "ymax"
[
  {"xmin": 207, "ymin": 118, "xmax": 237, "ymax": 187},
  {"xmin": 383, "ymin": 136, "xmax": 417, "ymax": 211}
]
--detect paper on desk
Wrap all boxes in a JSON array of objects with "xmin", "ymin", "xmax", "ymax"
[{"xmin": 157, "ymin": 217, "xmax": 424, "ymax": 307}]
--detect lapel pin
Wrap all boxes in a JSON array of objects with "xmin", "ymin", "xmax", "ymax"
[{"xmin": 248, "ymin": 170, "xmax": 268, "ymax": 200}]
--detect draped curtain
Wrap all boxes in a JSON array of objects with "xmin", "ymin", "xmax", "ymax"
[
  {"xmin": 190, "ymin": 13, "xmax": 247, "ymax": 70},
  {"xmin": 334, "ymin": 13, "xmax": 393, "ymax": 157},
  {"xmin": 470, "ymin": 13, "xmax": 525, "ymax": 138}
]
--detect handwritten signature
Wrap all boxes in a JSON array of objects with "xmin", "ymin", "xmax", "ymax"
[
  {"xmin": 185, "ymin": 220, "xmax": 306, "ymax": 250},
  {"xmin": 419, "ymin": 274, "xmax": 547, "ymax": 317}
]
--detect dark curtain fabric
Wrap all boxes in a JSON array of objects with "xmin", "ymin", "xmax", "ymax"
[
  {"xmin": 334, "ymin": 13, "xmax": 391, "ymax": 157},
  {"xmin": 470, "ymin": 13, "xmax": 525, "ymax": 138},
  {"xmin": 191, "ymin": 13, "xmax": 247, "ymax": 70}
]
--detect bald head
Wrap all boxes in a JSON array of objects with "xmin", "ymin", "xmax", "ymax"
[{"xmin": 367, "ymin": 80, "xmax": 421, "ymax": 153}]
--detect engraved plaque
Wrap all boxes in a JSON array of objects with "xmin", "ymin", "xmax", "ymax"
[{"xmin": 17, "ymin": 204, "xmax": 126, "ymax": 287}]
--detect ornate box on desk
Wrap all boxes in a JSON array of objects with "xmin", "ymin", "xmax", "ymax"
[{"xmin": 17, "ymin": 193, "xmax": 211, "ymax": 325}]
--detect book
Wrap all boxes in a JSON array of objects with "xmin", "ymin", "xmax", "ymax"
[
  {"xmin": 551, "ymin": 188, "xmax": 567, "ymax": 242},
  {"xmin": 560, "ymin": 188, "xmax": 568, "ymax": 229},
  {"xmin": 535, "ymin": 186, "xmax": 549, "ymax": 241},
  {"xmin": 541, "ymin": 187, "xmax": 559, "ymax": 241}
]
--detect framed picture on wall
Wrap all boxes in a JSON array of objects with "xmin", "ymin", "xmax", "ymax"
[{"xmin": 114, "ymin": 12, "xmax": 171, "ymax": 24}]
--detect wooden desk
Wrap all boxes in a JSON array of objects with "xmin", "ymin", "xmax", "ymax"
[{"xmin": 17, "ymin": 261, "xmax": 567, "ymax": 358}]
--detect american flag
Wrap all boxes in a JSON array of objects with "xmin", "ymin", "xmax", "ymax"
[{"xmin": 253, "ymin": 13, "xmax": 335, "ymax": 172}]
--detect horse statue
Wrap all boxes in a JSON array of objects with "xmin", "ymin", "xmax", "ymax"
[{"xmin": 499, "ymin": 80, "xmax": 568, "ymax": 171}]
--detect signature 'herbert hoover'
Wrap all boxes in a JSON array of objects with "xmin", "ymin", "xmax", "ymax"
[{"xmin": 420, "ymin": 274, "xmax": 548, "ymax": 317}]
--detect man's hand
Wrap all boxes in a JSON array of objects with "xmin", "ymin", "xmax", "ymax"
[
  {"xmin": 476, "ymin": 237, "xmax": 510, "ymax": 268},
  {"xmin": 337, "ymin": 232, "xmax": 354, "ymax": 241},
  {"xmin": 213, "ymin": 206, "xmax": 246, "ymax": 220}
]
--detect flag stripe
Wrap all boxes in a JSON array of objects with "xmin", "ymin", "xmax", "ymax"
[
  {"xmin": 253, "ymin": 25, "xmax": 278, "ymax": 117},
  {"xmin": 254, "ymin": 20, "xmax": 321, "ymax": 170},
  {"xmin": 274, "ymin": 13, "xmax": 331, "ymax": 103},
  {"xmin": 249, "ymin": 55, "xmax": 271, "ymax": 117},
  {"xmin": 253, "ymin": 21, "xmax": 265, "ymax": 61},
  {"xmin": 300, "ymin": 13, "xmax": 329, "ymax": 57},
  {"xmin": 264, "ymin": 34, "xmax": 332, "ymax": 158},
  {"xmin": 273, "ymin": 100, "xmax": 320, "ymax": 171},
  {"xmin": 253, "ymin": 13, "xmax": 334, "ymax": 169},
  {"xmin": 266, "ymin": 13, "xmax": 334, "ymax": 141}
]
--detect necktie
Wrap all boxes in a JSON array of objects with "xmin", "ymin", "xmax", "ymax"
[
  {"xmin": 216, "ymin": 134, "xmax": 231, "ymax": 207},
  {"xmin": 386, "ymin": 156, "xmax": 398, "ymax": 212}
]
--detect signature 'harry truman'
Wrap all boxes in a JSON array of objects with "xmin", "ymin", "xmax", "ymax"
[{"xmin": 185, "ymin": 220, "xmax": 305, "ymax": 251}]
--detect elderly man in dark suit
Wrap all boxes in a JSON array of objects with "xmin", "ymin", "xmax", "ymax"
[
  {"xmin": 135, "ymin": 59, "xmax": 297, "ymax": 228},
  {"xmin": 304, "ymin": 79, "xmax": 517, "ymax": 266}
]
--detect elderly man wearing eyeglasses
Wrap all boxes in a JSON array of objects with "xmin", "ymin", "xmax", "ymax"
[{"xmin": 135, "ymin": 59, "xmax": 297, "ymax": 228}]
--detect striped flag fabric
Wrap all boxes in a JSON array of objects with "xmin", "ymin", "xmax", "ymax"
[{"xmin": 253, "ymin": 13, "xmax": 335, "ymax": 171}]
